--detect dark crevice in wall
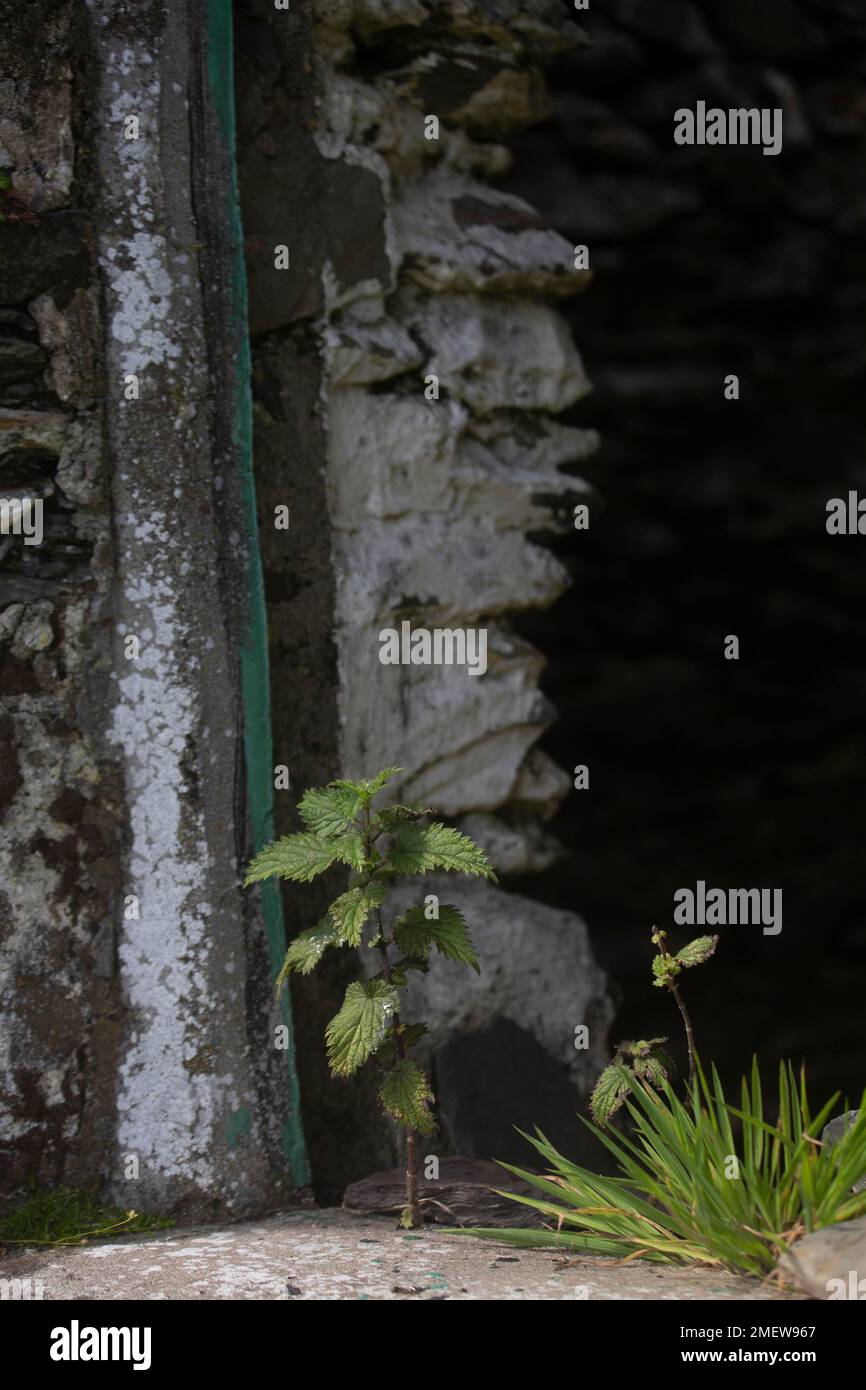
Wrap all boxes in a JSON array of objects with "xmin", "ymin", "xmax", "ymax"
[{"xmin": 503, "ymin": 0, "xmax": 866, "ymax": 1100}]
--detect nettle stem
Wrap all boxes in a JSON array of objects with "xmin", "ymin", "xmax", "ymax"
[
  {"xmin": 367, "ymin": 814, "xmax": 421, "ymax": 1230},
  {"xmin": 652, "ymin": 928, "xmax": 699, "ymax": 1084},
  {"xmin": 669, "ymin": 979, "xmax": 696, "ymax": 1082}
]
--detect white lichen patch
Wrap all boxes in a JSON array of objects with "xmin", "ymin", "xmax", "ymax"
[
  {"xmin": 101, "ymin": 235, "xmax": 182, "ymax": 380},
  {"xmin": 107, "ymin": 502, "xmax": 219, "ymax": 1186}
]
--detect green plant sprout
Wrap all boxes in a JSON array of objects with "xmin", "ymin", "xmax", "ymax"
[
  {"xmin": 244, "ymin": 766, "xmax": 495, "ymax": 1228},
  {"xmin": 590, "ymin": 927, "xmax": 717, "ymax": 1126}
]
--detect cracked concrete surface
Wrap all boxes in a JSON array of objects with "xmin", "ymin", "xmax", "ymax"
[{"xmin": 1, "ymin": 1209, "xmax": 803, "ymax": 1301}]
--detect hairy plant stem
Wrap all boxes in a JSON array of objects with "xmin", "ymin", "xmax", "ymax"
[
  {"xmin": 365, "ymin": 808, "xmax": 421, "ymax": 1228},
  {"xmin": 374, "ymin": 907, "xmax": 420, "ymax": 1228},
  {"xmin": 669, "ymin": 980, "xmax": 696, "ymax": 1081}
]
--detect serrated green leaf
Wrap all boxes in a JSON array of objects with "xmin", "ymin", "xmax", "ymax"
[
  {"xmin": 431, "ymin": 907, "xmax": 480, "ymax": 972},
  {"xmin": 590, "ymin": 1063, "xmax": 632, "ymax": 1127},
  {"xmin": 328, "ymin": 880, "xmax": 387, "ymax": 946},
  {"xmin": 617, "ymin": 1038, "xmax": 669, "ymax": 1061},
  {"xmin": 245, "ymin": 833, "xmax": 344, "ymax": 885},
  {"xmin": 275, "ymin": 917, "xmax": 340, "ymax": 994},
  {"xmin": 394, "ymin": 904, "xmax": 480, "ymax": 972},
  {"xmin": 325, "ymin": 980, "xmax": 400, "ymax": 1077},
  {"xmin": 298, "ymin": 784, "xmax": 363, "ymax": 838},
  {"xmin": 330, "ymin": 767, "xmax": 402, "ymax": 801},
  {"xmin": 611, "ymin": 1040, "xmax": 672, "ymax": 1093},
  {"xmin": 675, "ymin": 935, "xmax": 719, "ymax": 970},
  {"xmin": 379, "ymin": 1059, "xmax": 436, "ymax": 1135},
  {"xmin": 651, "ymin": 953, "xmax": 676, "ymax": 987},
  {"xmin": 332, "ymin": 831, "xmax": 367, "ymax": 871},
  {"xmin": 365, "ymin": 766, "xmax": 402, "ymax": 795},
  {"xmin": 632, "ymin": 1048, "xmax": 673, "ymax": 1090},
  {"xmin": 385, "ymin": 822, "xmax": 496, "ymax": 880},
  {"xmin": 392, "ymin": 906, "xmax": 430, "ymax": 957}
]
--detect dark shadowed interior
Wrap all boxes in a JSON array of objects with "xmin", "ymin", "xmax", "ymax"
[{"xmin": 505, "ymin": 0, "xmax": 866, "ymax": 1106}]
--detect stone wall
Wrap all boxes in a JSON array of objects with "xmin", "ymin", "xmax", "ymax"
[
  {"xmin": 236, "ymin": 0, "xmax": 612, "ymax": 1196},
  {"xmin": 1, "ymin": 0, "xmax": 613, "ymax": 1214}
]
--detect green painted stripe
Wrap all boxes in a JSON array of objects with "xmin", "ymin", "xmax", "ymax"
[{"xmin": 205, "ymin": 0, "xmax": 310, "ymax": 1187}]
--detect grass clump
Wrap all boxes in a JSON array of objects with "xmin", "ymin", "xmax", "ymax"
[
  {"xmin": 459, "ymin": 1060, "xmax": 866, "ymax": 1275},
  {"xmin": 455, "ymin": 929, "xmax": 866, "ymax": 1276},
  {"xmin": 0, "ymin": 1187, "xmax": 174, "ymax": 1248}
]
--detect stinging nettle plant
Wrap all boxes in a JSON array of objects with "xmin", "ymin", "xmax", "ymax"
[
  {"xmin": 590, "ymin": 926, "xmax": 718, "ymax": 1126},
  {"xmin": 244, "ymin": 766, "xmax": 496, "ymax": 1228}
]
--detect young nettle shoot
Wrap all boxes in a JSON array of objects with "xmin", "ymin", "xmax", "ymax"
[
  {"xmin": 650, "ymin": 926, "xmax": 718, "ymax": 1081},
  {"xmin": 589, "ymin": 927, "xmax": 718, "ymax": 1126},
  {"xmin": 244, "ymin": 766, "xmax": 496, "ymax": 1228}
]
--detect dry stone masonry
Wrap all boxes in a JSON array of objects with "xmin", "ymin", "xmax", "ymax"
[
  {"xmin": 235, "ymin": 0, "xmax": 613, "ymax": 1194},
  {"xmin": 310, "ymin": 0, "xmax": 612, "ymax": 1161},
  {"xmin": 1, "ymin": 0, "xmax": 612, "ymax": 1214}
]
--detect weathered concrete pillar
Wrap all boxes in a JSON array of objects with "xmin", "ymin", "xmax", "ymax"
[{"xmin": 0, "ymin": 0, "xmax": 307, "ymax": 1216}]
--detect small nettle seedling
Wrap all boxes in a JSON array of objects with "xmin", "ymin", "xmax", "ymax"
[
  {"xmin": 590, "ymin": 927, "xmax": 718, "ymax": 1126},
  {"xmin": 244, "ymin": 766, "xmax": 495, "ymax": 1228}
]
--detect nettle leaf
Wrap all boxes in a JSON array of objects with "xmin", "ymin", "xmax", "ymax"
[
  {"xmin": 617, "ymin": 1037, "xmax": 669, "ymax": 1062},
  {"xmin": 651, "ymin": 953, "xmax": 678, "ymax": 988},
  {"xmin": 392, "ymin": 907, "xmax": 429, "ymax": 957},
  {"xmin": 379, "ymin": 1059, "xmax": 435, "ymax": 1136},
  {"xmin": 675, "ymin": 935, "xmax": 719, "ymax": 970},
  {"xmin": 394, "ymin": 904, "xmax": 480, "ymax": 973},
  {"xmin": 245, "ymin": 830, "xmax": 365, "ymax": 885},
  {"xmin": 365, "ymin": 766, "xmax": 403, "ymax": 796},
  {"xmin": 331, "ymin": 831, "xmax": 366, "ymax": 871},
  {"xmin": 429, "ymin": 907, "xmax": 480, "ymax": 972},
  {"xmin": 298, "ymin": 784, "xmax": 363, "ymax": 838},
  {"xmin": 385, "ymin": 822, "xmax": 496, "ymax": 880},
  {"xmin": 328, "ymin": 880, "xmax": 387, "ymax": 946},
  {"xmin": 275, "ymin": 917, "xmax": 339, "ymax": 993},
  {"xmin": 325, "ymin": 980, "xmax": 400, "ymax": 1077},
  {"xmin": 330, "ymin": 767, "xmax": 402, "ymax": 801},
  {"xmin": 625, "ymin": 1040, "xmax": 673, "ymax": 1089},
  {"xmin": 590, "ymin": 1063, "xmax": 632, "ymax": 1127},
  {"xmin": 638, "ymin": 1053, "xmax": 671, "ymax": 1089}
]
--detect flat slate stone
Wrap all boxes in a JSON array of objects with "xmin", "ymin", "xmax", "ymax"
[{"xmin": 343, "ymin": 1156, "xmax": 541, "ymax": 1227}]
